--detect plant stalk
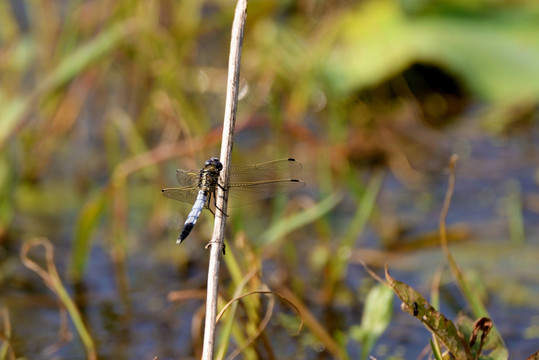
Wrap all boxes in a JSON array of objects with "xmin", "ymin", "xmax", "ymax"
[{"xmin": 201, "ymin": 0, "xmax": 247, "ymax": 359}]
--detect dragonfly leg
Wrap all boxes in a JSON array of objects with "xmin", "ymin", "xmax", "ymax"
[
  {"xmin": 205, "ymin": 192, "xmax": 216, "ymax": 216},
  {"xmin": 211, "ymin": 190, "xmax": 229, "ymax": 217}
]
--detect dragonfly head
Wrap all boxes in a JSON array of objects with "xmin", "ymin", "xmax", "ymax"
[{"xmin": 205, "ymin": 157, "xmax": 223, "ymax": 171}]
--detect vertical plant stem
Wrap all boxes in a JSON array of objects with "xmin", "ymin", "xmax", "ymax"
[{"xmin": 201, "ymin": 0, "xmax": 247, "ymax": 359}]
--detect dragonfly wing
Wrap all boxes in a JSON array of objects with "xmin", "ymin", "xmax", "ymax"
[
  {"xmin": 176, "ymin": 169, "xmax": 199, "ymax": 187},
  {"xmin": 227, "ymin": 179, "xmax": 305, "ymax": 207},
  {"xmin": 161, "ymin": 187, "xmax": 200, "ymax": 204},
  {"xmin": 229, "ymin": 158, "xmax": 302, "ymax": 183},
  {"xmin": 166, "ymin": 159, "xmax": 304, "ymax": 208}
]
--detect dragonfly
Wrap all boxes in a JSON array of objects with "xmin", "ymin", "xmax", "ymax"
[{"xmin": 162, "ymin": 157, "xmax": 305, "ymax": 244}]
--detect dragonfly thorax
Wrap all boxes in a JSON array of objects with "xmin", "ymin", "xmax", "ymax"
[{"xmin": 198, "ymin": 157, "xmax": 223, "ymax": 193}]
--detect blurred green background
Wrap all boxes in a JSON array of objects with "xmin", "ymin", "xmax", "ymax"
[{"xmin": 1, "ymin": 0, "xmax": 539, "ymax": 359}]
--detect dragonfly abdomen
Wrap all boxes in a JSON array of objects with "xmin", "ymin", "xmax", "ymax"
[{"xmin": 178, "ymin": 190, "xmax": 208, "ymax": 244}]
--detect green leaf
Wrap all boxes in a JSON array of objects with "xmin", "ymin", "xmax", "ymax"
[
  {"xmin": 326, "ymin": 0, "xmax": 539, "ymax": 103},
  {"xmin": 385, "ymin": 266, "xmax": 470, "ymax": 360},
  {"xmin": 350, "ymin": 284, "xmax": 394, "ymax": 360}
]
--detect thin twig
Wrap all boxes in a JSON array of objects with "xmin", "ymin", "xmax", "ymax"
[
  {"xmin": 440, "ymin": 155, "xmax": 470, "ymax": 292},
  {"xmin": 275, "ymin": 286, "xmax": 347, "ymax": 359},
  {"xmin": 20, "ymin": 238, "xmax": 96, "ymax": 360},
  {"xmin": 439, "ymin": 155, "xmax": 506, "ymax": 348},
  {"xmin": 201, "ymin": 1, "xmax": 247, "ymax": 359},
  {"xmin": 439, "ymin": 154, "xmax": 458, "ymax": 258},
  {"xmin": 224, "ymin": 290, "xmax": 275, "ymax": 360}
]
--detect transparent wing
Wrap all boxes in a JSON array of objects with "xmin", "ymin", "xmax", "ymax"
[
  {"xmin": 229, "ymin": 158, "xmax": 302, "ymax": 183},
  {"xmin": 175, "ymin": 169, "xmax": 199, "ymax": 187},
  {"xmin": 162, "ymin": 168, "xmax": 201, "ymax": 205},
  {"xmin": 227, "ymin": 179, "xmax": 305, "ymax": 207},
  {"xmin": 161, "ymin": 187, "xmax": 200, "ymax": 205},
  {"xmin": 163, "ymin": 158, "xmax": 304, "ymax": 208}
]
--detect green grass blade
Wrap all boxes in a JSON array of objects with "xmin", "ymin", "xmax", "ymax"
[
  {"xmin": 260, "ymin": 192, "xmax": 343, "ymax": 245},
  {"xmin": 332, "ymin": 169, "xmax": 384, "ymax": 280},
  {"xmin": 70, "ymin": 189, "xmax": 108, "ymax": 281},
  {"xmin": 0, "ymin": 20, "xmax": 138, "ymax": 148},
  {"xmin": 37, "ymin": 20, "xmax": 137, "ymax": 94}
]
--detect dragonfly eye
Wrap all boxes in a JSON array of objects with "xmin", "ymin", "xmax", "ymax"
[{"xmin": 207, "ymin": 157, "xmax": 222, "ymax": 170}]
